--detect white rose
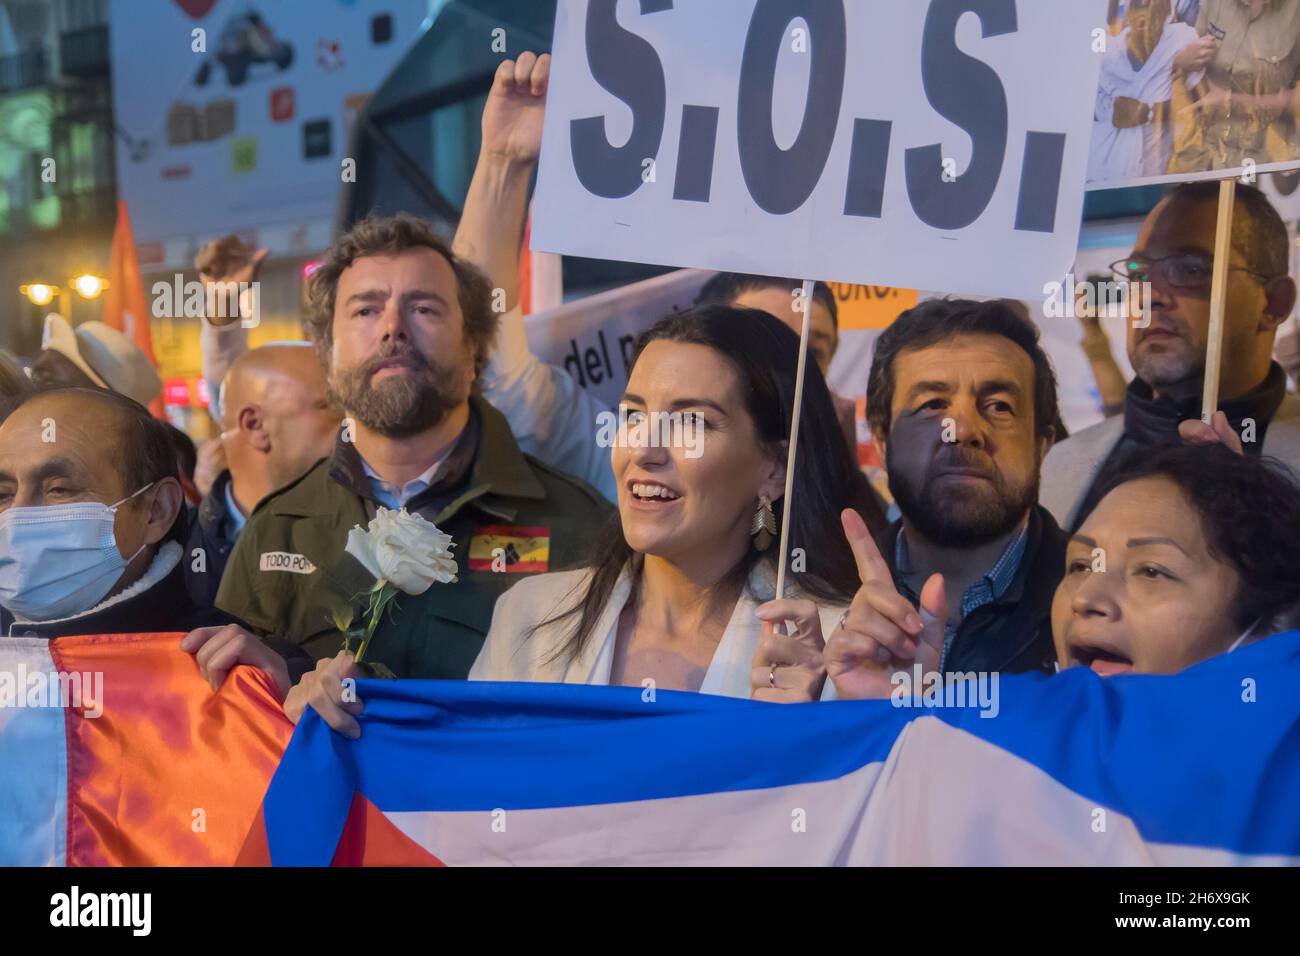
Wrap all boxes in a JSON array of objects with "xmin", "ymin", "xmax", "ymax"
[{"xmin": 345, "ymin": 507, "xmax": 458, "ymax": 595}]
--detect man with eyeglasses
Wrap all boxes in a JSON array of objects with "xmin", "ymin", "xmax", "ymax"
[{"xmin": 1042, "ymin": 181, "xmax": 1300, "ymax": 531}]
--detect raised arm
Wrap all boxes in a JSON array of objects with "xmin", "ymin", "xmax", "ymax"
[
  {"xmin": 453, "ymin": 52, "xmax": 616, "ymax": 502},
  {"xmin": 451, "ymin": 53, "xmax": 548, "ymax": 312},
  {"xmin": 195, "ymin": 235, "xmax": 269, "ymax": 410}
]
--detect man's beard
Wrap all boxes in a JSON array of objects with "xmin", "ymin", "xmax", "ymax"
[
  {"xmin": 887, "ymin": 444, "xmax": 1038, "ymax": 549},
  {"xmin": 1130, "ymin": 323, "xmax": 1200, "ymax": 392},
  {"xmin": 328, "ymin": 342, "xmax": 469, "ymax": 438},
  {"xmin": 1133, "ymin": 351, "xmax": 1200, "ymax": 392}
]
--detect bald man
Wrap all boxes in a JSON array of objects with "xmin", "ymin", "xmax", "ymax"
[{"xmin": 187, "ymin": 344, "xmax": 341, "ymax": 606}]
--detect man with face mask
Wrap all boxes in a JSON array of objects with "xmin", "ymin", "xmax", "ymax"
[
  {"xmin": 0, "ymin": 390, "xmax": 235, "ymax": 654},
  {"xmin": 211, "ymin": 214, "xmax": 609, "ymax": 682},
  {"xmin": 0, "ymin": 387, "xmax": 199, "ymax": 637},
  {"xmin": 836, "ymin": 299, "xmax": 1068, "ymax": 677}
]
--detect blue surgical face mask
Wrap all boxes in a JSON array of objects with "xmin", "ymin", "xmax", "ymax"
[{"xmin": 0, "ymin": 483, "xmax": 155, "ymax": 622}]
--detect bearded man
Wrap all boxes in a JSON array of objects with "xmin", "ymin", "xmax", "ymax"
[
  {"xmin": 852, "ymin": 299, "xmax": 1068, "ymax": 676},
  {"xmin": 212, "ymin": 214, "xmax": 609, "ymax": 681}
]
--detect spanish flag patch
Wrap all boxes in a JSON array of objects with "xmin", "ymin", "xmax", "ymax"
[{"xmin": 468, "ymin": 525, "xmax": 550, "ymax": 573}]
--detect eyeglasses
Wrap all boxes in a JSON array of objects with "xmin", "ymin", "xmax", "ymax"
[{"xmin": 1109, "ymin": 254, "xmax": 1276, "ymax": 291}]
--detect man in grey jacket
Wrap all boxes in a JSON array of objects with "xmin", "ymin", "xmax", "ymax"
[{"xmin": 1042, "ymin": 182, "xmax": 1300, "ymax": 531}]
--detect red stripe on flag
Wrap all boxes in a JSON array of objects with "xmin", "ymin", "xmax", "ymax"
[{"xmin": 329, "ymin": 793, "xmax": 444, "ymax": 867}]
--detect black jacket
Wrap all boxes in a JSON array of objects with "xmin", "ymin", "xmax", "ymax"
[
  {"xmin": 2, "ymin": 552, "xmax": 236, "ymax": 639},
  {"xmin": 887, "ymin": 505, "xmax": 1067, "ymax": 675},
  {"xmin": 2, "ymin": 545, "xmax": 314, "ymax": 681},
  {"xmin": 1071, "ymin": 364, "xmax": 1289, "ymax": 531},
  {"xmin": 185, "ymin": 469, "xmax": 241, "ymax": 609}
]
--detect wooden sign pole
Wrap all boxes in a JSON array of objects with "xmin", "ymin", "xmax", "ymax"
[
  {"xmin": 774, "ymin": 279, "xmax": 815, "ymax": 602},
  {"xmin": 1201, "ymin": 178, "xmax": 1237, "ymax": 423}
]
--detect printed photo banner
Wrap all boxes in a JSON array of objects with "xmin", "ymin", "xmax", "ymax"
[
  {"xmin": 1086, "ymin": 0, "xmax": 1300, "ymax": 189},
  {"xmin": 533, "ymin": 0, "xmax": 1107, "ymax": 301}
]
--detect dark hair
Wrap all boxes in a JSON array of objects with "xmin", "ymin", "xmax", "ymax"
[
  {"xmin": 1276, "ymin": 598, "xmax": 1300, "ymax": 634},
  {"xmin": 164, "ymin": 422, "xmax": 198, "ymax": 481},
  {"xmin": 1164, "ymin": 181, "xmax": 1289, "ymax": 279},
  {"xmin": 2, "ymin": 386, "xmax": 183, "ymax": 540},
  {"xmin": 696, "ymin": 273, "xmax": 839, "ymax": 329},
  {"xmin": 305, "ymin": 213, "xmax": 499, "ymax": 376},
  {"xmin": 30, "ymin": 349, "xmax": 98, "ymax": 390},
  {"xmin": 534, "ymin": 305, "xmax": 888, "ymax": 663},
  {"xmin": 0, "ymin": 350, "xmax": 31, "ymax": 404},
  {"xmin": 1095, "ymin": 444, "xmax": 1300, "ymax": 631},
  {"xmin": 866, "ymin": 298, "xmax": 1061, "ymax": 441}
]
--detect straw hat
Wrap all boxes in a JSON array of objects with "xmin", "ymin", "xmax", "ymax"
[{"xmin": 41, "ymin": 315, "xmax": 162, "ymax": 407}]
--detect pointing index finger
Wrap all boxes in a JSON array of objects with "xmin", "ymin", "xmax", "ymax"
[{"xmin": 841, "ymin": 508, "xmax": 890, "ymax": 585}]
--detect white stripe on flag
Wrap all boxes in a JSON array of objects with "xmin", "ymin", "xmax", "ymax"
[
  {"xmin": 384, "ymin": 761, "xmax": 886, "ymax": 866},
  {"xmin": 383, "ymin": 716, "xmax": 1300, "ymax": 866},
  {"xmin": 0, "ymin": 638, "xmax": 68, "ymax": 866}
]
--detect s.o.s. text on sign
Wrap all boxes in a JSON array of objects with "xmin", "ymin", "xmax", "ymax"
[{"xmin": 533, "ymin": 0, "xmax": 1107, "ymax": 300}]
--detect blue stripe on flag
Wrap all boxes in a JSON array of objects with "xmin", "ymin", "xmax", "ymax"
[{"xmin": 263, "ymin": 631, "xmax": 1300, "ymax": 864}]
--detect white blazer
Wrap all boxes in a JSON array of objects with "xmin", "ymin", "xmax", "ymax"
[{"xmin": 469, "ymin": 564, "xmax": 845, "ymax": 700}]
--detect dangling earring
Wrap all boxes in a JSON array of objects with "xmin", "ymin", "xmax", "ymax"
[{"xmin": 750, "ymin": 495, "xmax": 776, "ymax": 551}]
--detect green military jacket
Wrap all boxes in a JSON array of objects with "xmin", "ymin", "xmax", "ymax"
[{"xmin": 216, "ymin": 396, "xmax": 611, "ymax": 680}]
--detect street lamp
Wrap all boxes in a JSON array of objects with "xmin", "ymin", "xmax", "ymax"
[
  {"xmin": 19, "ymin": 275, "xmax": 110, "ymax": 317},
  {"xmin": 72, "ymin": 274, "xmax": 108, "ymax": 299},
  {"xmin": 19, "ymin": 283, "xmax": 57, "ymax": 307}
]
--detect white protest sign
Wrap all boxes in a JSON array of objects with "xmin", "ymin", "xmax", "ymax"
[
  {"xmin": 533, "ymin": 0, "xmax": 1107, "ymax": 300},
  {"xmin": 524, "ymin": 268, "xmax": 710, "ymax": 410}
]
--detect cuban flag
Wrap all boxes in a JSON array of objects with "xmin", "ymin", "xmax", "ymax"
[
  {"xmin": 0, "ymin": 633, "xmax": 291, "ymax": 866},
  {"xmin": 245, "ymin": 631, "xmax": 1300, "ymax": 866}
]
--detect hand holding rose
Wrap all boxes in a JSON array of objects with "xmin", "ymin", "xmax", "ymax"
[{"xmin": 284, "ymin": 651, "xmax": 363, "ymax": 738}]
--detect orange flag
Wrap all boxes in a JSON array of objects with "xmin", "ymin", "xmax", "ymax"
[
  {"xmin": 102, "ymin": 200, "xmax": 164, "ymax": 415},
  {"xmin": 518, "ymin": 204, "xmax": 563, "ymax": 316},
  {"xmin": 1, "ymin": 633, "xmax": 294, "ymax": 866}
]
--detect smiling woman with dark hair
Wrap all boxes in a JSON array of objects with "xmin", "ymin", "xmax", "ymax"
[{"xmin": 465, "ymin": 305, "xmax": 884, "ymax": 699}]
